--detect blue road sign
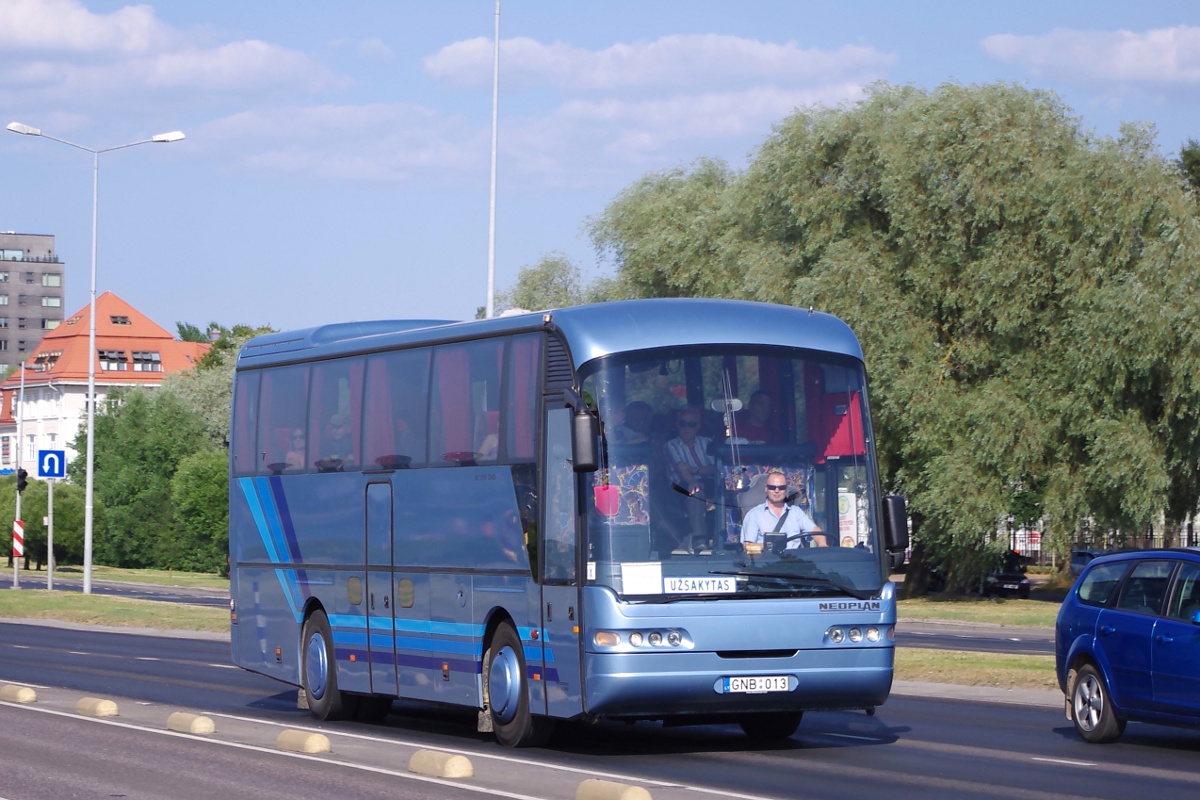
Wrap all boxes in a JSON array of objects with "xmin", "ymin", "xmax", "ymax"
[{"xmin": 38, "ymin": 449, "xmax": 66, "ymax": 479}]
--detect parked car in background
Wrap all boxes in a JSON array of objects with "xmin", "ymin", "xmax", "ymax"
[
  {"xmin": 1056, "ymin": 548, "xmax": 1200, "ymax": 743},
  {"xmin": 1069, "ymin": 549, "xmax": 1106, "ymax": 577},
  {"xmin": 982, "ymin": 550, "xmax": 1031, "ymax": 598}
]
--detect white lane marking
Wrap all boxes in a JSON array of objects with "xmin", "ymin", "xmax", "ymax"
[
  {"xmin": 1031, "ymin": 756, "xmax": 1097, "ymax": 767},
  {"xmin": 209, "ymin": 710, "xmax": 779, "ymax": 800},
  {"xmin": 2, "ymin": 702, "xmax": 545, "ymax": 800},
  {"xmin": 135, "ymin": 657, "xmax": 160, "ymax": 662}
]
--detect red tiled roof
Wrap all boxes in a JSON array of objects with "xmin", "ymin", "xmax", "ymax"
[{"xmin": 0, "ymin": 291, "xmax": 210, "ymax": 421}]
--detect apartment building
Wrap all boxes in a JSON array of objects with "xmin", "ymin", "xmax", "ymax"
[{"xmin": 0, "ymin": 231, "xmax": 66, "ymax": 370}]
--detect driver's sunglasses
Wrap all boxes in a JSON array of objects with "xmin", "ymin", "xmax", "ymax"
[{"xmin": 766, "ymin": 484, "xmax": 788, "ymax": 491}]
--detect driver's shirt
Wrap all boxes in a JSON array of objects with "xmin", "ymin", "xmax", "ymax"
[{"xmin": 741, "ymin": 501, "xmax": 819, "ymax": 549}]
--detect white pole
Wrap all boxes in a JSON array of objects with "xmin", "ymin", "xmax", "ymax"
[
  {"xmin": 485, "ymin": 0, "xmax": 500, "ymax": 319},
  {"xmin": 46, "ymin": 480, "xmax": 54, "ymax": 591},
  {"xmin": 83, "ymin": 149, "xmax": 98, "ymax": 595}
]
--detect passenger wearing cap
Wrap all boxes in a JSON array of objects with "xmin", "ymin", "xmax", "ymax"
[{"xmin": 321, "ymin": 412, "xmax": 355, "ymax": 467}]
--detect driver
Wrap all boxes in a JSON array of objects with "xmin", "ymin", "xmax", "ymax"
[{"xmin": 741, "ymin": 469, "xmax": 825, "ymax": 550}]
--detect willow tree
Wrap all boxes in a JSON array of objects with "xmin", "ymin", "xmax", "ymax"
[{"xmin": 590, "ymin": 82, "xmax": 1200, "ymax": 591}]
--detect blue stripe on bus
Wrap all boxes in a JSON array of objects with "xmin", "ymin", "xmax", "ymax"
[{"xmin": 238, "ymin": 477, "xmax": 303, "ymax": 622}]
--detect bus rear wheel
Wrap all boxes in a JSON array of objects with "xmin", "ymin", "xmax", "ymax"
[
  {"xmin": 484, "ymin": 622, "xmax": 554, "ymax": 747},
  {"xmin": 739, "ymin": 711, "xmax": 802, "ymax": 740},
  {"xmin": 302, "ymin": 609, "xmax": 356, "ymax": 720}
]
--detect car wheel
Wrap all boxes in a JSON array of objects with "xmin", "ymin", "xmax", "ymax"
[
  {"xmin": 483, "ymin": 621, "xmax": 554, "ymax": 747},
  {"xmin": 1071, "ymin": 663, "xmax": 1125, "ymax": 743}
]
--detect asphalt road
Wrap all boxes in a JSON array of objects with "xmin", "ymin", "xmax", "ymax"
[{"xmin": 3, "ymin": 620, "xmax": 1200, "ymax": 800}]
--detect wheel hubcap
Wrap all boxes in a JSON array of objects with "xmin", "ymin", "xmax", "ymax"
[
  {"xmin": 488, "ymin": 645, "xmax": 520, "ymax": 724},
  {"xmin": 305, "ymin": 631, "xmax": 328, "ymax": 700},
  {"xmin": 1074, "ymin": 674, "xmax": 1102, "ymax": 732}
]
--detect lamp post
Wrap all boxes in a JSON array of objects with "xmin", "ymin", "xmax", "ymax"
[{"xmin": 6, "ymin": 122, "xmax": 184, "ymax": 594}]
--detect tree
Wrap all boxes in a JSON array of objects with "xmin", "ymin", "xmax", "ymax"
[
  {"xmin": 168, "ymin": 448, "xmax": 229, "ymax": 574},
  {"xmin": 1180, "ymin": 139, "xmax": 1200, "ymax": 196},
  {"xmin": 67, "ymin": 387, "xmax": 209, "ymax": 569},
  {"xmin": 590, "ymin": 82, "xmax": 1200, "ymax": 591}
]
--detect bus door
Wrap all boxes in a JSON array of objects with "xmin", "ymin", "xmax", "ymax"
[
  {"xmin": 366, "ymin": 482, "xmax": 398, "ymax": 696},
  {"xmin": 540, "ymin": 408, "xmax": 584, "ymax": 717}
]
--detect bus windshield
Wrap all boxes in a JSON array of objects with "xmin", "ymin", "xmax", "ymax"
[{"xmin": 580, "ymin": 344, "xmax": 884, "ymax": 600}]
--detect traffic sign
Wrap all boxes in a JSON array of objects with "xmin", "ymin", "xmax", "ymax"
[{"xmin": 37, "ymin": 449, "xmax": 66, "ymax": 479}]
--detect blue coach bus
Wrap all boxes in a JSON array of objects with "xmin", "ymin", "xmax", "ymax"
[{"xmin": 229, "ymin": 298, "xmax": 907, "ymax": 746}]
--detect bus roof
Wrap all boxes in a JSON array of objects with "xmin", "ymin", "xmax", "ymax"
[{"xmin": 236, "ymin": 299, "xmax": 863, "ymax": 369}]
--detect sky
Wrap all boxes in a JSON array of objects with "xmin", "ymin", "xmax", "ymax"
[{"xmin": 1, "ymin": 0, "xmax": 1198, "ymax": 335}]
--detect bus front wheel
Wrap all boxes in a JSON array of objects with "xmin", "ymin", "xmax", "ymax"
[
  {"xmin": 739, "ymin": 711, "xmax": 803, "ymax": 740},
  {"xmin": 302, "ymin": 609, "xmax": 355, "ymax": 720},
  {"xmin": 484, "ymin": 622, "xmax": 553, "ymax": 747}
]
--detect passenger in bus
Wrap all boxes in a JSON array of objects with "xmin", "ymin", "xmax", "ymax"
[
  {"xmin": 741, "ymin": 469, "xmax": 825, "ymax": 550},
  {"xmin": 665, "ymin": 408, "xmax": 716, "ymax": 550},
  {"xmin": 285, "ymin": 429, "xmax": 307, "ymax": 470},
  {"xmin": 731, "ymin": 390, "xmax": 780, "ymax": 444},
  {"xmin": 320, "ymin": 413, "xmax": 354, "ymax": 467},
  {"xmin": 611, "ymin": 401, "xmax": 653, "ymax": 445}
]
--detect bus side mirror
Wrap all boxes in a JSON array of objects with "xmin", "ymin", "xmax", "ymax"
[
  {"xmin": 883, "ymin": 495, "xmax": 908, "ymax": 552},
  {"xmin": 572, "ymin": 409, "xmax": 599, "ymax": 473}
]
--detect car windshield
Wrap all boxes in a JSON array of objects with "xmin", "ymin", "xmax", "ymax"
[{"xmin": 579, "ymin": 343, "xmax": 886, "ymax": 599}]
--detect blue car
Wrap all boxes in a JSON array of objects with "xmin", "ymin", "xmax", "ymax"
[{"xmin": 1056, "ymin": 548, "xmax": 1200, "ymax": 743}]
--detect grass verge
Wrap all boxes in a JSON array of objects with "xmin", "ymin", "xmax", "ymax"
[
  {"xmin": 52, "ymin": 565, "xmax": 228, "ymax": 590},
  {"xmin": 895, "ymin": 648, "xmax": 1058, "ymax": 692},
  {"xmin": 898, "ymin": 596, "xmax": 1059, "ymax": 627},
  {"xmin": 0, "ymin": 589, "xmax": 227, "ymax": 634}
]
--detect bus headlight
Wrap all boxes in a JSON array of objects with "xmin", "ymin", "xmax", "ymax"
[
  {"xmin": 866, "ymin": 627, "xmax": 881, "ymax": 642},
  {"xmin": 648, "ymin": 631, "xmax": 663, "ymax": 646},
  {"xmin": 828, "ymin": 627, "xmax": 845, "ymax": 643},
  {"xmin": 848, "ymin": 628, "xmax": 863, "ymax": 643},
  {"xmin": 629, "ymin": 632, "xmax": 644, "ymax": 647},
  {"xmin": 594, "ymin": 631, "xmax": 621, "ymax": 647}
]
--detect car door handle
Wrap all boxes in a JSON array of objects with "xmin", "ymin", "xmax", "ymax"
[
  {"xmin": 1099, "ymin": 625, "xmax": 1115, "ymax": 636},
  {"xmin": 1156, "ymin": 633, "xmax": 1174, "ymax": 644}
]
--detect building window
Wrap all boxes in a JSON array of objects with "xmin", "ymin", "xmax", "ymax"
[
  {"xmin": 132, "ymin": 351, "xmax": 162, "ymax": 372},
  {"xmin": 41, "ymin": 297, "xmax": 61, "ymax": 308},
  {"xmin": 18, "ymin": 295, "xmax": 26, "ymax": 307},
  {"xmin": 41, "ymin": 320, "xmax": 59, "ymax": 330},
  {"xmin": 110, "ymin": 315, "xmax": 131, "ymax": 325},
  {"xmin": 0, "ymin": 318, "xmax": 7, "ymax": 328},
  {"xmin": 41, "ymin": 274, "xmax": 61, "ymax": 287},
  {"xmin": 17, "ymin": 318, "xmax": 25, "ymax": 329},
  {"xmin": 0, "ymin": 341, "xmax": 7, "ymax": 352},
  {"xmin": 34, "ymin": 350, "xmax": 61, "ymax": 369},
  {"xmin": 23, "ymin": 272, "xmax": 33, "ymax": 284},
  {"xmin": 0, "ymin": 295, "xmax": 8, "ymax": 305},
  {"xmin": 0, "ymin": 271, "xmax": 8, "ymax": 281},
  {"xmin": 99, "ymin": 350, "xmax": 128, "ymax": 371}
]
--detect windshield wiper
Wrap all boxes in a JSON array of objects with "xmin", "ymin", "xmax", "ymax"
[{"xmin": 708, "ymin": 570, "xmax": 877, "ymax": 600}]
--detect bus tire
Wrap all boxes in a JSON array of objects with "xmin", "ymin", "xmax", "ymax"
[
  {"xmin": 484, "ymin": 622, "xmax": 554, "ymax": 747},
  {"xmin": 302, "ymin": 609, "xmax": 355, "ymax": 721},
  {"xmin": 739, "ymin": 711, "xmax": 803, "ymax": 740}
]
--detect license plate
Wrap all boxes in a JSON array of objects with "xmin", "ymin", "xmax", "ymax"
[{"xmin": 723, "ymin": 675, "xmax": 789, "ymax": 694}]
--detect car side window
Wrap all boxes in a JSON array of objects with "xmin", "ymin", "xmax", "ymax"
[
  {"xmin": 1114, "ymin": 560, "xmax": 1174, "ymax": 616},
  {"xmin": 1165, "ymin": 562, "xmax": 1200, "ymax": 622},
  {"xmin": 1077, "ymin": 562, "xmax": 1129, "ymax": 607}
]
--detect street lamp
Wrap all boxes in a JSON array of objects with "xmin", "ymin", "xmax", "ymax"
[{"xmin": 6, "ymin": 121, "xmax": 184, "ymax": 594}]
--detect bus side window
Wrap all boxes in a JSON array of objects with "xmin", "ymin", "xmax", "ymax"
[
  {"xmin": 309, "ymin": 357, "xmax": 364, "ymax": 471},
  {"xmin": 231, "ymin": 370, "xmax": 260, "ymax": 477},
  {"xmin": 256, "ymin": 365, "xmax": 309, "ymax": 475},
  {"xmin": 432, "ymin": 339, "xmax": 501, "ymax": 465},
  {"xmin": 364, "ymin": 348, "xmax": 431, "ymax": 469}
]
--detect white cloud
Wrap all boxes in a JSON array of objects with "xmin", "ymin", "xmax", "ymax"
[
  {"xmin": 0, "ymin": 0, "xmax": 344, "ymax": 116},
  {"xmin": 982, "ymin": 26, "xmax": 1200, "ymax": 85},
  {"xmin": 425, "ymin": 34, "xmax": 894, "ymax": 92},
  {"xmin": 196, "ymin": 104, "xmax": 485, "ymax": 182},
  {"xmin": 0, "ymin": 0, "xmax": 173, "ymax": 54}
]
